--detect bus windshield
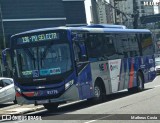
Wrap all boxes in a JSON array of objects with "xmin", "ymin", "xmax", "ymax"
[{"xmin": 14, "ymin": 43, "xmax": 72, "ymax": 78}]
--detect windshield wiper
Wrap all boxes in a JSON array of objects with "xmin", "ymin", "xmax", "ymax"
[
  {"xmin": 41, "ymin": 42, "xmax": 53, "ymax": 59},
  {"xmin": 40, "ymin": 42, "xmax": 53, "ymax": 68},
  {"xmin": 24, "ymin": 48, "xmax": 36, "ymax": 69}
]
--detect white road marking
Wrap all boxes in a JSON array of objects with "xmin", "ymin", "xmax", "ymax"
[
  {"xmin": 85, "ymin": 120, "xmax": 96, "ymax": 123},
  {"xmin": 84, "ymin": 114, "xmax": 114, "ymax": 123},
  {"xmin": 154, "ymin": 85, "xmax": 160, "ymax": 88},
  {"xmin": 12, "ymin": 121, "xmax": 24, "ymax": 123}
]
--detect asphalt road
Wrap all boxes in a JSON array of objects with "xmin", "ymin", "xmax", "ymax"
[{"xmin": 3, "ymin": 76, "xmax": 160, "ymax": 123}]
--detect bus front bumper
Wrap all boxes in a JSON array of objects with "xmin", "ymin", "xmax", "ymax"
[{"xmin": 16, "ymin": 85, "xmax": 80, "ymax": 105}]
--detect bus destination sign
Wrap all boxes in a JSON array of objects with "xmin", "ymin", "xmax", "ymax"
[{"xmin": 17, "ymin": 33, "xmax": 59, "ymax": 44}]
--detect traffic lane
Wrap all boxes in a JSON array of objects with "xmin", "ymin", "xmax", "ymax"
[
  {"xmin": 145, "ymin": 75, "xmax": 160, "ymax": 88},
  {"xmin": 37, "ymin": 90, "xmax": 154, "ymax": 119},
  {"xmin": 2, "ymin": 76, "xmax": 160, "ymax": 123},
  {"xmin": 114, "ymin": 86, "xmax": 160, "ymax": 114},
  {"xmin": 40, "ymin": 77, "xmax": 160, "ymax": 120},
  {"xmin": 24, "ymin": 88, "xmax": 151, "ymax": 116},
  {"xmin": 39, "ymin": 88, "xmax": 154, "ymax": 120},
  {"xmin": 13, "ymin": 80, "xmax": 160, "ymax": 123},
  {"xmin": 65, "ymin": 82, "xmax": 160, "ymax": 115},
  {"xmin": 0, "ymin": 86, "xmax": 137, "ymax": 122},
  {"xmin": 82, "ymin": 85, "xmax": 160, "ymax": 123}
]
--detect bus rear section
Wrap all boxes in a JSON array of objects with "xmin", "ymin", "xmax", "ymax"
[{"xmin": 85, "ymin": 29, "xmax": 155, "ymax": 99}]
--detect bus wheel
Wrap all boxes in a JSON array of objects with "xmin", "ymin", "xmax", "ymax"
[
  {"xmin": 93, "ymin": 84, "xmax": 103, "ymax": 102},
  {"xmin": 128, "ymin": 72, "xmax": 144, "ymax": 93},
  {"xmin": 136, "ymin": 72, "xmax": 144, "ymax": 91},
  {"xmin": 43, "ymin": 103, "xmax": 59, "ymax": 111}
]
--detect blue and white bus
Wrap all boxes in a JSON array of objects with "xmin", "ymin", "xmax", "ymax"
[{"xmin": 2, "ymin": 24, "xmax": 156, "ymax": 111}]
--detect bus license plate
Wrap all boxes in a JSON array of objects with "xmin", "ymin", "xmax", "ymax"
[{"xmin": 37, "ymin": 100, "xmax": 49, "ymax": 104}]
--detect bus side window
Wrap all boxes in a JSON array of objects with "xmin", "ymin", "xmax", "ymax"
[
  {"xmin": 115, "ymin": 34, "xmax": 127, "ymax": 58},
  {"xmin": 86, "ymin": 34, "xmax": 100, "ymax": 58},
  {"xmin": 73, "ymin": 42, "xmax": 80, "ymax": 62},
  {"xmin": 117, "ymin": 34, "xmax": 140, "ymax": 58},
  {"xmin": 128, "ymin": 34, "xmax": 140, "ymax": 57},
  {"xmin": 87, "ymin": 33, "xmax": 120, "ymax": 60},
  {"xmin": 73, "ymin": 42, "xmax": 87, "ymax": 62},
  {"xmin": 103, "ymin": 35, "xmax": 116, "ymax": 59},
  {"xmin": 141, "ymin": 34, "xmax": 154, "ymax": 55}
]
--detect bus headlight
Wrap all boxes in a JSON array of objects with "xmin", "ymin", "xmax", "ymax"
[{"xmin": 65, "ymin": 80, "xmax": 74, "ymax": 90}]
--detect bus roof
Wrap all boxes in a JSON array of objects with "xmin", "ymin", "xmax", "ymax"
[
  {"xmin": 11, "ymin": 25, "xmax": 151, "ymax": 38},
  {"xmin": 84, "ymin": 24, "xmax": 127, "ymax": 29}
]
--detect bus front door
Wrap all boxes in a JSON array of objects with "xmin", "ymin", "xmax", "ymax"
[{"xmin": 73, "ymin": 42, "xmax": 93, "ymax": 99}]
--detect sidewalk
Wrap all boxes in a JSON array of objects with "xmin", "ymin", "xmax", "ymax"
[{"xmin": 0, "ymin": 104, "xmax": 44, "ymax": 115}]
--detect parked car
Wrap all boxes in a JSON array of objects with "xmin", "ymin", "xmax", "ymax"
[
  {"xmin": 155, "ymin": 57, "xmax": 160, "ymax": 75},
  {"xmin": 0, "ymin": 77, "xmax": 17, "ymax": 104}
]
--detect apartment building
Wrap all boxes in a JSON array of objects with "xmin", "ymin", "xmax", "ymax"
[
  {"xmin": 137, "ymin": 0, "xmax": 154, "ymax": 16},
  {"xmin": 0, "ymin": 0, "xmax": 87, "ymax": 48},
  {"xmin": 91, "ymin": 0, "xmax": 154, "ymax": 27},
  {"xmin": 91, "ymin": 0, "xmax": 114, "ymax": 24},
  {"xmin": 0, "ymin": 0, "xmax": 87, "ymax": 77},
  {"xmin": 118, "ymin": 0, "xmax": 154, "ymax": 28}
]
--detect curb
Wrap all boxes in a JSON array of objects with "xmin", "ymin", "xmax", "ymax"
[{"xmin": 0, "ymin": 105, "xmax": 44, "ymax": 116}]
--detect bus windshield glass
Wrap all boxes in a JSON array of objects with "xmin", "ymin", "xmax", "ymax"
[{"xmin": 14, "ymin": 42, "xmax": 72, "ymax": 78}]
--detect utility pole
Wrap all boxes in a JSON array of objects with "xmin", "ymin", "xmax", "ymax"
[
  {"xmin": 0, "ymin": 3, "xmax": 6, "ymax": 48},
  {"xmin": 91, "ymin": 0, "xmax": 99, "ymax": 24},
  {"xmin": 133, "ymin": 0, "xmax": 139, "ymax": 29},
  {"xmin": 0, "ymin": 3, "xmax": 5, "ymax": 77},
  {"xmin": 114, "ymin": 0, "xmax": 117, "ymax": 24}
]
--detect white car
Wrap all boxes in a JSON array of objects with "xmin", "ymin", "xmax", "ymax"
[
  {"xmin": 0, "ymin": 77, "xmax": 17, "ymax": 104},
  {"xmin": 155, "ymin": 57, "xmax": 160, "ymax": 75}
]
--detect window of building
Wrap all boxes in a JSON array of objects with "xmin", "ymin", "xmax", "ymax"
[
  {"xmin": 141, "ymin": 9, "xmax": 145, "ymax": 13},
  {"xmin": 141, "ymin": 1, "xmax": 144, "ymax": 4}
]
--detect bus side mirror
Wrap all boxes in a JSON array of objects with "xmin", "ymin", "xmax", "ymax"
[{"xmin": 81, "ymin": 54, "xmax": 87, "ymax": 61}]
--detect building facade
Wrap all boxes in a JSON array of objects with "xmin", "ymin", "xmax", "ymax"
[
  {"xmin": 117, "ymin": 0, "xmax": 154, "ymax": 28},
  {"xmin": 91, "ymin": 0, "xmax": 154, "ymax": 28},
  {"xmin": 0, "ymin": 0, "xmax": 87, "ymax": 77},
  {"xmin": 0, "ymin": 0, "xmax": 87, "ymax": 48},
  {"xmin": 91, "ymin": 0, "xmax": 114, "ymax": 24}
]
